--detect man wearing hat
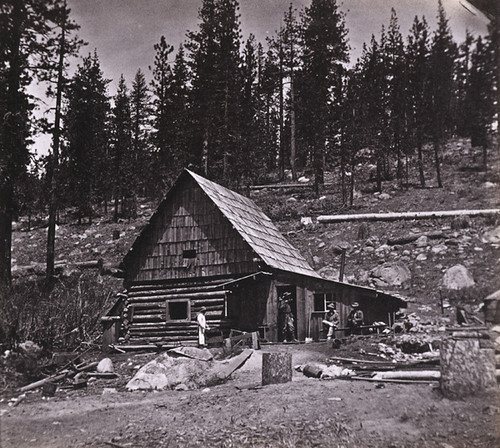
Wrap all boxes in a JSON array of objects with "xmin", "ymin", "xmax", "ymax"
[
  {"xmin": 197, "ymin": 307, "xmax": 210, "ymax": 347},
  {"xmin": 323, "ymin": 303, "xmax": 340, "ymax": 341},
  {"xmin": 346, "ymin": 302, "xmax": 364, "ymax": 335}
]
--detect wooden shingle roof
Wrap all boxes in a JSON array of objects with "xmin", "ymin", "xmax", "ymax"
[{"xmin": 186, "ymin": 170, "xmax": 322, "ymax": 279}]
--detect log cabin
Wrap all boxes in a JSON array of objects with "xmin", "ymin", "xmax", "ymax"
[{"xmin": 105, "ymin": 169, "xmax": 406, "ymax": 348}]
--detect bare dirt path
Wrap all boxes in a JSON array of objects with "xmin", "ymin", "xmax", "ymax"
[{"xmin": 1, "ymin": 344, "xmax": 499, "ymax": 448}]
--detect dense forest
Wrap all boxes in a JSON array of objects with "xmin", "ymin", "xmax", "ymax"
[{"xmin": 0, "ymin": 0, "xmax": 497, "ymax": 287}]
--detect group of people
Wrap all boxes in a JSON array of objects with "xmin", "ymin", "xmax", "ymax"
[
  {"xmin": 196, "ymin": 298, "xmax": 366, "ymax": 347},
  {"xmin": 323, "ymin": 301, "xmax": 365, "ymax": 338}
]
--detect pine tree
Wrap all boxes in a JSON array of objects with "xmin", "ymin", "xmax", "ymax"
[
  {"xmin": 465, "ymin": 34, "xmax": 495, "ymax": 168},
  {"xmin": 111, "ymin": 75, "xmax": 133, "ymax": 221},
  {"xmin": 0, "ymin": 0, "xmax": 55, "ymax": 286},
  {"xmin": 406, "ymin": 15, "xmax": 431, "ymax": 187},
  {"xmin": 384, "ymin": 8, "xmax": 407, "ymax": 182},
  {"xmin": 297, "ymin": 0, "xmax": 349, "ymax": 195},
  {"xmin": 43, "ymin": 0, "xmax": 85, "ymax": 278},
  {"xmin": 429, "ymin": 0, "xmax": 457, "ymax": 187},
  {"xmin": 187, "ymin": 0, "xmax": 242, "ymax": 183},
  {"xmin": 151, "ymin": 35, "xmax": 174, "ymax": 189},
  {"xmin": 63, "ymin": 52, "xmax": 111, "ymax": 224},
  {"xmin": 130, "ymin": 68, "xmax": 151, "ymax": 200}
]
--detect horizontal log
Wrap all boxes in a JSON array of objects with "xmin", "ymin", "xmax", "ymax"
[
  {"xmin": 387, "ymin": 231, "xmax": 446, "ymax": 246},
  {"xmin": 250, "ymin": 182, "xmax": 313, "ymax": 190},
  {"xmin": 75, "ymin": 259, "xmax": 103, "ymax": 269},
  {"xmin": 127, "ymin": 291, "xmax": 226, "ymax": 302},
  {"xmin": 128, "ymin": 280, "xmax": 232, "ymax": 293},
  {"xmin": 19, "ymin": 372, "xmax": 69, "ymax": 393},
  {"xmin": 128, "ymin": 335, "xmax": 198, "ymax": 343},
  {"xmin": 318, "ymin": 209, "xmax": 500, "ymax": 224},
  {"xmin": 130, "ymin": 330, "xmax": 198, "ymax": 340},
  {"xmin": 129, "ymin": 299, "xmax": 224, "ymax": 309}
]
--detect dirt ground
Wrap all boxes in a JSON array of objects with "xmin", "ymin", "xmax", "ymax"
[{"xmin": 1, "ymin": 342, "xmax": 499, "ymax": 448}]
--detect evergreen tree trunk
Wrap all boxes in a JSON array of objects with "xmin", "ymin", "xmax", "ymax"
[
  {"xmin": 47, "ymin": 8, "xmax": 67, "ymax": 279},
  {"xmin": 278, "ymin": 42, "xmax": 285, "ymax": 180},
  {"xmin": 376, "ymin": 157, "xmax": 382, "ymax": 192},
  {"xmin": 0, "ymin": 185, "xmax": 13, "ymax": 287},
  {"xmin": 433, "ymin": 138, "xmax": 443, "ymax": 188},
  {"xmin": 290, "ymin": 75, "xmax": 297, "ymax": 181},
  {"xmin": 417, "ymin": 140, "xmax": 426, "ymax": 188}
]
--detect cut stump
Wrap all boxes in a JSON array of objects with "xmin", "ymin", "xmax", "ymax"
[
  {"xmin": 262, "ymin": 352, "xmax": 292, "ymax": 386},
  {"xmin": 440, "ymin": 334, "xmax": 497, "ymax": 399}
]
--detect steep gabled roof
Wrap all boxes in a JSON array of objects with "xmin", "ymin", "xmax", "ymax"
[
  {"xmin": 186, "ymin": 170, "xmax": 321, "ymax": 279},
  {"xmin": 122, "ymin": 169, "xmax": 321, "ymax": 279}
]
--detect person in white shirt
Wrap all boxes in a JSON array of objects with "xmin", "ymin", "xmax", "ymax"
[{"xmin": 196, "ymin": 307, "xmax": 209, "ymax": 347}]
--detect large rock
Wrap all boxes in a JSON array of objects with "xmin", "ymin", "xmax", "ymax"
[
  {"xmin": 482, "ymin": 226, "xmax": 500, "ymax": 244},
  {"xmin": 370, "ymin": 262, "xmax": 411, "ymax": 288},
  {"xmin": 97, "ymin": 358, "xmax": 114, "ymax": 373},
  {"xmin": 126, "ymin": 349, "xmax": 252, "ymax": 391},
  {"xmin": 442, "ymin": 264, "xmax": 475, "ymax": 290}
]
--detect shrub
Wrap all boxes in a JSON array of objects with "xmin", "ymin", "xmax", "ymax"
[{"xmin": 0, "ymin": 272, "xmax": 115, "ymax": 351}]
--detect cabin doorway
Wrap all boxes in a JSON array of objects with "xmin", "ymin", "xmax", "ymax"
[{"xmin": 277, "ymin": 285, "xmax": 297, "ymax": 342}]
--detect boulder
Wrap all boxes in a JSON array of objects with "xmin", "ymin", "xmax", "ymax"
[
  {"xmin": 442, "ymin": 264, "xmax": 475, "ymax": 290},
  {"xmin": 97, "ymin": 358, "xmax": 114, "ymax": 373},
  {"xmin": 18, "ymin": 341, "xmax": 42, "ymax": 359},
  {"xmin": 482, "ymin": 226, "xmax": 500, "ymax": 245},
  {"xmin": 370, "ymin": 262, "xmax": 411, "ymax": 288},
  {"xmin": 126, "ymin": 349, "xmax": 252, "ymax": 391}
]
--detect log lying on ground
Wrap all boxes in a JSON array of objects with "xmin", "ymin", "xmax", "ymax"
[
  {"xmin": 372, "ymin": 370, "xmax": 441, "ymax": 381},
  {"xmin": 317, "ymin": 209, "xmax": 500, "ymax": 224},
  {"xmin": 387, "ymin": 231, "xmax": 446, "ymax": 246}
]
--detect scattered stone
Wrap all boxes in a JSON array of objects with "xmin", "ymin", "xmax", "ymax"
[
  {"xmin": 451, "ymin": 215, "xmax": 471, "ymax": 230},
  {"xmin": 298, "ymin": 176, "xmax": 310, "ymax": 183},
  {"xmin": 416, "ymin": 254, "xmax": 427, "ymax": 261},
  {"xmin": 18, "ymin": 341, "xmax": 42, "ymax": 359},
  {"xmin": 97, "ymin": 358, "xmax": 114, "ymax": 373},
  {"xmin": 415, "ymin": 235, "xmax": 428, "ymax": 248},
  {"xmin": 102, "ymin": 388, "xmax": 118, "ymax": 395},
  {"xmin": 431, "ymin": 245, "xmax": 448, "ymax": 254},
  {"xmin": 174, "ymin": 383, "xmax": 189, "ymax": 391},
  {"xmin": 482, "ymin": 226, "xmax": 500, "ymax": 244},
  {"xmin": 442, "ymin": 264, "xmax": 475, "ymax": 290},
  {"xmin": 300, "ymin": 216, "xmax": 313, "ymax": 226},
  {"xmin": 378, "ymin": 193, "xmax": 391, "ymax": 200},
  {"xmin": 370, "ymin": 262, "xmax": 411, "ymax": 288}
]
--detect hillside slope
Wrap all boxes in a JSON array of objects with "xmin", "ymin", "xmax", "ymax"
[{"xmin": 11, "ymin": 139, "xmax": 500, "ymax": 318}]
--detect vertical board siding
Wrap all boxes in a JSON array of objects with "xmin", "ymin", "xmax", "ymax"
[{"xmin": 126, "ymin": 177, "xmax": 260, "ymax": 283}]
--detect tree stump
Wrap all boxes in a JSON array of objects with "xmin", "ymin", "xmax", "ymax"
[
  {"xmin": 262, "ymin": 352, "xmax": 292, "ymax": 386},
  {"xmin": 440, "ymin": 334, "xmax": 497, "ymax": 399}
]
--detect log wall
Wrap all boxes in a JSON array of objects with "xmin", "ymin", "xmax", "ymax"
[{"xmin": 121, "ymin": 279, "xmax": 233, "ymax": 346}]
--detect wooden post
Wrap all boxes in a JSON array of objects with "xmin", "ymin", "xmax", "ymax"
[{"xmin": 262, "ymin": 352, "xmax": 292, "ymax": 386}]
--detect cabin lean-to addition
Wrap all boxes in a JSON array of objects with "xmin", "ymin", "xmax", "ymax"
[{"xmin": 106, "ymin": 169, "xmax": 406, "ymax": 348}]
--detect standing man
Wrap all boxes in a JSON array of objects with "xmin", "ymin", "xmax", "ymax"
[
  {"xmin": 323, "ymin": 303, "xmax": 340, "ymax": 341},
  {"xmin": 278, "ymin": 292, "xmax": 296, "ymax": 342},
  {"xmin": 197, "ymin": 306, "xmax": 209, "ymax": 347},
  {"xmin": 346, "ymin": 302, "xmax": 364, "ymax": 335}
]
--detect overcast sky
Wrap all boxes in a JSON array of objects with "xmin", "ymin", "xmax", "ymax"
[
  {"xmin": 66, "ymin": 0, "xmax": 488, "ymax": 93},
  {"xmin": 33, "ymin": 0, "xmax": 488, "ymax": 155}
]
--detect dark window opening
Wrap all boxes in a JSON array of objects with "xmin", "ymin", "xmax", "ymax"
[
  {"xmin": 314, "ymin": 293, "xmax": 335, "ymax": 312},
  {"xmin": 183, "ymin": 249, "xmax": 197, "ymax": 259},
  {"xmin": 166, "ymin": 300, "xmax": 190, "ymax": 321}
]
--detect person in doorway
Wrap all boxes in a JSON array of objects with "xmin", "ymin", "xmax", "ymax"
[
  {"xmin": 346, "ymin": 302, "xmax": 364, "ymax": 335},
  {"xmin": 323, "ymin": 303, "xmax": 340, "ymax": 341},
  {"xmin": 197, "ymin": 307, "xmax": 209, "ymax": 347},
  {"xmin": 278, "ymin": 292, "xmax": 296, "ymax": 342}
]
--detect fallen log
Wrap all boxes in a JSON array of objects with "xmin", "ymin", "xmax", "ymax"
[
  {"xmin": 387, "ymin": 231, "xmax": 446, "ymax": 246},
  {"xmin": 317, "ymin": 208, "xmax": 500, "ymax": 224},
  {"xmin": 328, "ymin": 356, "xmax": 389, "ymax": 365},
  {"xmin": 344, "ymin": 376, "xmax": 439, "ymax": 384},
  {"xmin": 18, "ymin": 372, "xmax": 69, "ymax": 393},
  {"xmin": 372, "ymin": 370, "xmax": 441, "ymax": 381}
]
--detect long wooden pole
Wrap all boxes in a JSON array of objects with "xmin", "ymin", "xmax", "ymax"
[{"xmin": 317, "ymin": 209, "xmax": 500, "ymax": 224}]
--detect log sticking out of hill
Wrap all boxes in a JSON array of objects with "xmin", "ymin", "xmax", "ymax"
[{"xmin": 317, "ymin": 209, "xmax": 500, "ymax": 224}]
